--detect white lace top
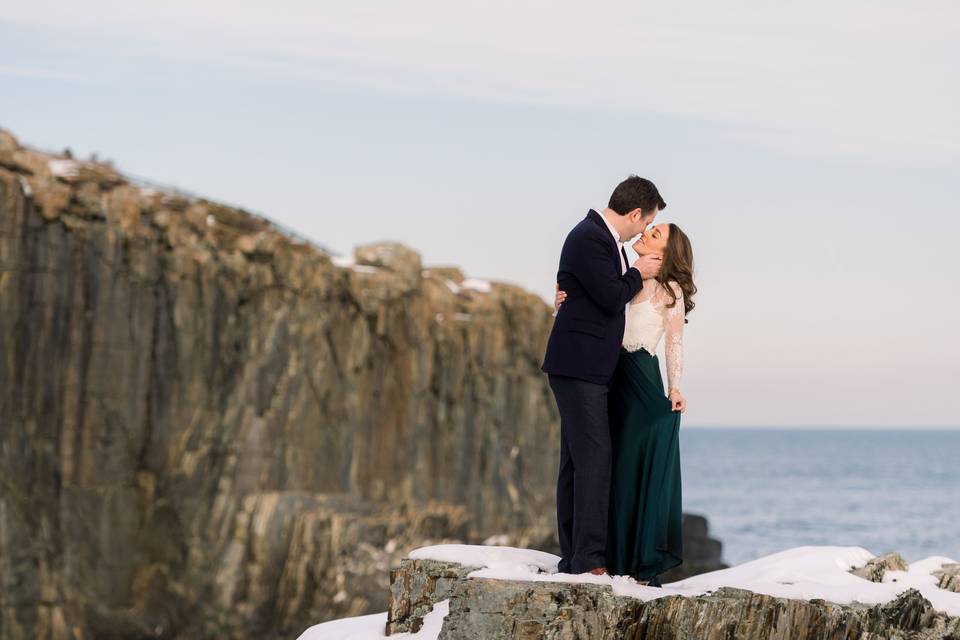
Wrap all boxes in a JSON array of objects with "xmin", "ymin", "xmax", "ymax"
[{"xmin": 622, "ymin": 280, "xmax": 685, "ymax": 393}]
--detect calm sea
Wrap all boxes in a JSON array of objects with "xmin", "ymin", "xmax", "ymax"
[{"xmin": 679, "ymin": 427, "xmax": 960, "ymax": 567}]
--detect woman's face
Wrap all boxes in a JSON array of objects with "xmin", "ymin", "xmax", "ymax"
[{"xmin": 632, "ymin": 223, "xmax": 670, "ymax": 256}]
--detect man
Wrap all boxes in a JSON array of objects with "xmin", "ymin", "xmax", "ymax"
[{"xmin": 542, "ymin": 175, "xmax": 666, "ymax": 575}]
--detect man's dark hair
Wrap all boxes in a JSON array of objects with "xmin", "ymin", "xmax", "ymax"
[{"xmin": 608, "ymin": 176, "xmax": 666, "ymax": 215}]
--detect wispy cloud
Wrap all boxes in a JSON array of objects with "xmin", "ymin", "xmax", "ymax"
[
  {"xmin": 3, "ymin": 1, "xmax": 959, "ymax": 164},
  {"xmin": 0, "ymin": 64, "xmax": 87, "ymax": 81}
]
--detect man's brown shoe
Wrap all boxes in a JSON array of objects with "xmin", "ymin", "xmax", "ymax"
[{"xmin": 588, "ymin": 567, "xmax": 608, "ymax": 575}]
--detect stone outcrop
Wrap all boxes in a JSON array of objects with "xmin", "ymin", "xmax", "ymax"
[
  {"xmin": 0, "ymin": 130, "xmax": 725, "ymax": 640},
  {"xmin": 0, "ymin": 130, "xmax": 558, "ymax": 639},
  {"xmin": 851, "ymin": 552, "xmax": 910, "ymax": 582},
  {"xmin": 386, "ymin": 559, "xmax": 477, "ymax": 635},
  {"xmin": 936, "ymin": 564, "xmax": 960, "ymax": 593},
  {"xmin": 387, "ymin": 556, "xmax": 960, "ymax": 640}
]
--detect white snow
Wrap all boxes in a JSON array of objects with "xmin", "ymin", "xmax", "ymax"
[
  {"xmin": 47, "ymin": 158, "xmax": 80, "ymax": 178},
  {"xmin": 409, "ymin": 543, "xmax": 559, "ymax": 573},
  {"xmin": 411, "ymin": 543, "xmax": 960, "ymax": 616},
  {"xmin": 461, "ymin": 278, "xmax": 491, "ymax": 293},
  {"xmin": 443, "ymin": 279, "xmax": 460, "ymax": 294},
  {"xmin": 295, "ymin": 600, "xmax": 448, "ymax": 640},
  {"xmin": 331, "ymin": 255, "xmax": 379, "ymax": 274},
  {"xmin": 298, "ymin": 544, "xmax": 960, "ymax": 638},
  {"xmin": 18, "ymin": 176, "xmax": 33, "ymax": 197}
]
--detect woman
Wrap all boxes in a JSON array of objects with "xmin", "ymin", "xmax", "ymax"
[{"xmin": 554, "ymin": 222, "xmax": 696, "ymax": 586}]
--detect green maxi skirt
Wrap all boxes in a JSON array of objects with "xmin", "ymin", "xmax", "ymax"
[{"xmin": 606, "ymin": 347, "xmax": 683, "ymax": 580}]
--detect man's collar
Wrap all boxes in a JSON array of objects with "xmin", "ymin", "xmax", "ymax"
[{"xmin": 596, "ymin": 209, "xmax": 623, "ymax": 244}]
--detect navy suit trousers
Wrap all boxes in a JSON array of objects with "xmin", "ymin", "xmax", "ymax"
[{"xmin": 548, "ymin": 373, "xmax": 611, "ymax": 574}]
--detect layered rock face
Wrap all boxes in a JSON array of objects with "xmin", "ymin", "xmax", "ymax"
[
  {"xmin": 387, "ymin": 558, "xmax": 960, "ymax": 640},
  {"xmin": 0, "ymin": 131, "xmax": 559, "ymax": 639},
  {"xmin": 0, "ymin": 131, "xmax": 724, "ymax": 640}
]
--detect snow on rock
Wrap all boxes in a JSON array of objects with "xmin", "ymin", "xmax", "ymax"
[
  {"xmin": 296, "ymin": 600, "xmax": 449, "ymax": 640},
  {"xmin": 47, "ymin": 158, "xmax": 80, "ymax": 178},
  {"xmin": 411, "ymin": 543, "xmax": 960, "ymax": 617},
  {"xmin": 662, "ymin": 546, "xmax": 960, "ymax": 616},
  {"xmin": 299, "ymin": 545, "xmax": 960, "ymax": 637},
  {"xmin": 331, "ymin": 255, "xmax": 356, "ymax": 268},
  {"xmin": 331, "ymin": 254, "xmax": 380, "ymax": 274},
  {"xmin": 443, "ymin": 279, "xmax": 460, "ymax": 294},
  {"xmin": 409, "ymin": 543, "xmax": 559, "ymax": 574},
  {"xmin": 18, "ymin": 176, "xmax": 33, "ymax": 197},
  {"xmin": 461, "ymin": 278, "xmax": 491, "ymax": 293}
]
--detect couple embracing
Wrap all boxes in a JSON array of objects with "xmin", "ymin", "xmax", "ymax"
[{"xmin": 542, "ymin": 176, "xmax": 697, "ymax": 586}]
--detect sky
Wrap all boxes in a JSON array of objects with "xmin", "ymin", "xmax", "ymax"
[{"xmin": 2, "ymin": 1, "xmax": 958, "ymax": 428}]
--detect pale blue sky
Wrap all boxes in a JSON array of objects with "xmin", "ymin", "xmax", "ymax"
[{"xmin": 2, "ymin": 2, "xmax": 958, "ymax": 427}]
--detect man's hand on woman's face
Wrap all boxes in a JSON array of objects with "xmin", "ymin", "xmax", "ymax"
[{"xmin": 633, "ymin": 253, "xmax": 663, "ymax": 280}]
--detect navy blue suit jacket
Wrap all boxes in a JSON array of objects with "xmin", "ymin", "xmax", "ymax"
[{"xmin": 541, "ymin": 210, "xmax": 644, "ymax": 385}]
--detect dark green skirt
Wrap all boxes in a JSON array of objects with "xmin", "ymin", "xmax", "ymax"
[{"xmin": 606, "ymin": 348, "xmax": 683, "ymax": 580}]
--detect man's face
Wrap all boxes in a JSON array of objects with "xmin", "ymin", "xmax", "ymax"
[{"xmin": 626, "ymin": 208, "xmax": 657, "ymax": 239}]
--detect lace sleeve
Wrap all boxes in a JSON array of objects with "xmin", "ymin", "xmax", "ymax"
[{"xmin": 663, "ymin": 282, "xmax": 685, "ymax": 394}]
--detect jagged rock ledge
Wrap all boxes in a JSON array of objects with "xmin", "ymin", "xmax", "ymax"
[{"xmin": 370, "ymin": 546, "xmax": 960, "ymax": 640}]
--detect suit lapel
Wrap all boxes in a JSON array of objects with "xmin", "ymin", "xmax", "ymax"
[{"xmin": 587, "ymin": 209, "xmax": 623, "ymax": 271}]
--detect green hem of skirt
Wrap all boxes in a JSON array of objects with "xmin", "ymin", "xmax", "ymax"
[{"xmin": 605, "ymin": 348, "xmax": 684, "ymax": 582}]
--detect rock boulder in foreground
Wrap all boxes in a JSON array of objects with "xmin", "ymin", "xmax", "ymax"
[{"xmin": 381, "ymin": 547, "xmax": 960, "ymax": 640}]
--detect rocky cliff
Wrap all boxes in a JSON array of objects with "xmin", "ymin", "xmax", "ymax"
[{"xmin": 0, "ymin": 131, "xmax": 723, "ymax": 640}]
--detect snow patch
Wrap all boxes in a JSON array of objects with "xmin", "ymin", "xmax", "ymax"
[
  {"xmin": 440, "ymin": 278, "xmax": 492, "ymax": 295},
  {"xmin": 461, "ymin": 278, "xmax": 491, "ymax": 293},
  {"xmin": 443, "ymin": 280, "xmax": 460, "ymax": 294},
  {"xmin": 47, "ymin": 158, "xmax": 80, "ymax": 178},
  {"xmin": 304, "ymin": 545, "xmax": 960, "ymax": 636},
  {"xmin": 18, "ymin": 176, "xmax": 33, "ymax": 197},
  {"xmin": 296, "ymin": 600, "xmax": 449, "ymax": 640},
  {"xmin": 331, "ymin": 255, "xmax": 379, "ymax": 274},
  {"xmin": 446, "ymin": 543, "xmax": 960, "ymax": 616},
  {"xmin": 409, "ymin": 544, "xmax": 558, "ymax": 574}
]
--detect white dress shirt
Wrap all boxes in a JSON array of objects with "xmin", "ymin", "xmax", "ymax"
[
  {"xmin": 598, "ymin": 209, "xmax": 628, "ymax": 275},
  {"xmin": 552, "ymin": 210, "xmax": 632, "ymax": 318},
  {"xmin": 597, "ymin": 209, "xmax": 632, "ymax": 316}
]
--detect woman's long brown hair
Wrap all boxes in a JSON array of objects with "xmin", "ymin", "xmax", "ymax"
[{"xmin": 658, "ymin": 223, "xmax": 697, "ymax": 319}]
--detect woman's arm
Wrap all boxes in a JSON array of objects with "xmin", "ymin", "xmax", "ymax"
[
  {"xmin": 553, "ymin": 283, "xmax": 567, "ymax": 315},
  {"xmin": 663, "ymin": 282, "xmax": 686, "ymax": 413}
]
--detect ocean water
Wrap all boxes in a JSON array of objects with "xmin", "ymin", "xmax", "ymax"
[{"xmin": 679, "ymin": 427, "xmax": 960, "ymax": 567}]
